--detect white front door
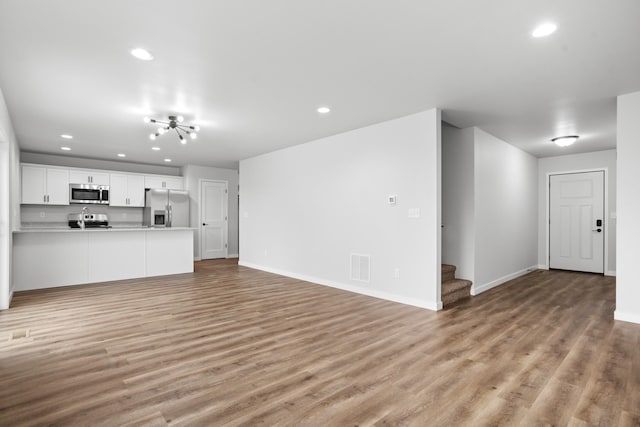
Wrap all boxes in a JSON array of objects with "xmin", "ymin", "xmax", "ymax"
[
  {"xmin": 200, "ymin": 180, "xmax": 228, "ymax": 260},
  {"xmin": 549, "ymin": 171, "xmax": 604, "ymax": 273}
]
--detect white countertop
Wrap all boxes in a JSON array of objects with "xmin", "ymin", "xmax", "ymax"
[{"xmin": 14, "ymin": 226, "xmax": 196, "ymax": 233}]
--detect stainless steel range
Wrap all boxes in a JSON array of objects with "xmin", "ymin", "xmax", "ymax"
[{"xmin": 67, "ymin": 213, "xmax": 109, "ymax": 229}]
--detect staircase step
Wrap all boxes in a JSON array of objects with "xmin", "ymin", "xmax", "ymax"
[
  {"xmin": 442, "ymin": 278, "xmax": 472, "ymax": 307},
  {"xmin": 441, "ymin": 264, "xmax": 456, "ymax": 283},
  {"xmin": 442, "ymin": 278, "xmax": 472, "ymax": 295},
  {"xmin": 442, "ymin": 287, "xmax": 472, "ymax": 306}
]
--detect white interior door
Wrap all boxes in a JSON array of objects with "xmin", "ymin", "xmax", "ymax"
[
  {"xmin": 549, "ymin": 171, "xmax": 604, "ymax": 273},
  {"xmin": 200, "ymin": 180, "xmax": 228, "ymax": 259}
]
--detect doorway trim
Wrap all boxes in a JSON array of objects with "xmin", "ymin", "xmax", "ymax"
[
  {"xmin": 544, "ymin": 167, "xmax": 612, "ymax": 275},
  {"xmin": 198, "ymin": 178, "xmax": 229, "ymax": 260}
]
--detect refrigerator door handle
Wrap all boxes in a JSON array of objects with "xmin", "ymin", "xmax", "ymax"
[{"xmin": 167, "ymin": 205, "xmax": 172, "ymax": 227}]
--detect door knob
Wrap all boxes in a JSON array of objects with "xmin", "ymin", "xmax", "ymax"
[
  {"xmin": 202, "ymin": 223, "xmax": 207, "ymax": 226},
  {"xmin": 592, "ymin": 228, "xmax": 602, "ymax": 232}
]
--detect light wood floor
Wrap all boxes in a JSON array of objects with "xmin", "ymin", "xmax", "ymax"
[{"xmin": 1, "ymin": 260, "xmax": 638, "ymax": 426}]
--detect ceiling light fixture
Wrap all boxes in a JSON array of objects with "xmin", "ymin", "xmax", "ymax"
[
  {"xmin": 317, "ymin": 106, "xmax": 331, "ymax": 114},
  {"xmin": 60, "ymin": 134, "xmax": 73, "ymax": 139},
  {"xmin": 551, "ymin": 135, "xmax": 579, "ymax": 147},
  {"xmin": 144, "ymin": 115, "xmax": 199, "ymax": 145},
  {"xmin": 117, "ymin": 153, "xmax": 126, "ymax": 158},
  {"xmin": 532, "ymin": 22, "xmax": 557, "ymax": 38},
  {"xmin": 151, "ymin": 146, "xmax": 160, "ymax": 151},
  {"xmin": 164, "ymin": 158, "xmax": 172, "ymax": 162},
  {"xmin": 60, "ymin": 146, "xmax": 71, "ymax": 151},
  {"xmin": 131, "ymin": 48, "xmax": 154, "ymax": 61}
]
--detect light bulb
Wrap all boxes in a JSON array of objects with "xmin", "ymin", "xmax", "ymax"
[
  {"xmin": 179, "ymin": 135, "xmax": 186, "ymax": 144},
  {"xmin": 532, "ymin": 23, "xmax": 557, "ymax": 38},
  {"xmin": 149, "ymin": 133, "xmax": 156, "ymax": 140},
  {"xmin": 177, "ymin": 115, "xmax": 184, "ymax": 122},
  {"xmin": 130, "ymin": 48, "xmax": 154, "ymax": 61},
  {"xmin": 190, "ymin": 132, "xmax": 197, "ymax": 140},
  {"xmin": 158, "ymin": 127, "xmax": 166, "ymax": 135},
  {"xmin": 143, "ymin": 117, "xmax": 151, "ymax": 123},
  {"xmin": 194, "ymin": 126, "xmax": 200, "ymax": 132}
]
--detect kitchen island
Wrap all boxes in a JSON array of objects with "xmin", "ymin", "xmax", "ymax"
[{"xmin": 12, "ymin": 227, "xmax": 195, "ymax": 291}]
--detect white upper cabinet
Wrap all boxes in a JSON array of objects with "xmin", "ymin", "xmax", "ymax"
[
  {"xmin": 144, "ymin": 175, "xmax": 184, "ymax": 190},
  {"xmin": 109, "ymin": 173, "xmax": 145, "ymax": 207},
  {"xmin": 21, "ymin": 163, "xmax": 184, "ymax": 207},
  {"xmin": 21, "ymin": 165, "xmax": 69, "ymax": 205},
  {"xmin": 69, "ymin": 169, "xmax": 110, "ymax": 185}
]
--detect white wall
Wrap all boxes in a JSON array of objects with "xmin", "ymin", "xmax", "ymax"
[
  {"xmin": 473, "ymin": 128, "xmax": 538, "ymax": 294},
  {"xmin": 240, "ymin": 109, "xmax": 442, "ymax": 310},
  {"xmin": 181, "ymin": 164, "xmax": 239, "ymax": 258},
  {"xmin": 441, "ymin": 124, "xmax": 475, "ymax": 281},
  {"xmin": 616, "ymin": 90, "xmax": 640, "ymax": 324},
  {"xmin": 0, "ymin": 87, "xmax": 20, "ymax": 309},
  {"xmin": 537, "ymin": 150, "xmax": 617, "ymax": 274}
]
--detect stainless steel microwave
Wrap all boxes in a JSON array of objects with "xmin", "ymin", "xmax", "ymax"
[{"xmin": 69, "ymin": 184, "xmax": 110, "ymax": 205}]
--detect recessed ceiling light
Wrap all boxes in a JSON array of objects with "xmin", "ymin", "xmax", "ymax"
[
  {"xmin": 551, "ymin": 135, "xmax": 579, "ymax": 147},
  {"xmin": 60, "ymin": 134, "xmax": 73, "ymax": 139},
  {"xmin": 60, "ymin": 146, "xmax": 71, "ymax": 151},
  {"xmin": 317, "ymin": 106, "xmax": 331, "ymax": 114},
  {"xmin": 164, "ymin": 158, "xmax": 172, "ymax": 162},
  {"xmin": 151, "ymin": 146, "xmax": 161, "ymax": 151},
  {"xmin": 131, "ymin": 48, "xmax": 154, "ymax": 61},
  {"xmin": 117, "ymin": 153, "xmax": 126, "ymax": 158},
  {"xmin": 532, "ymin": 23, "xmax": 557, "ymax": 38}
]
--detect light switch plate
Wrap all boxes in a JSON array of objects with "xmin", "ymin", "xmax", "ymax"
[
  {"xmin": 388, "ymin": 195, "xmax": 397, "ymax": 205},
  {"xmin": 408, "ymin": 208, "xmax": 420, "ymax": 218}
]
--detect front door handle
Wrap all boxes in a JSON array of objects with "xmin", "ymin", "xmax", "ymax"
[
  {"xmin": 202, "ymin": 223, "xmax": 207, "ymax": 226},
  {"xmin": 592, "ymin": 228, "xmax": 602, "ymax": 232}
]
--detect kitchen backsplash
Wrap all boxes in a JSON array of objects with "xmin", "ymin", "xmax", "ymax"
[{"xmin": 21, "ymin": 205, "xmax": 144, "ymax": 228}]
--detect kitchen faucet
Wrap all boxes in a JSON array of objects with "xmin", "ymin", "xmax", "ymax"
[{"xmin": 78, "ymin": 206, "xmax": 88, "ymax": 230}]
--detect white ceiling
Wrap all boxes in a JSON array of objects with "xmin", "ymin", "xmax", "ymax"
[{"xmin": 0, "ymin": 0, "xmax": 638, "ymax": 169}]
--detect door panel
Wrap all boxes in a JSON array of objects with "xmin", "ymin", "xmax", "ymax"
[
  {"xmin": 549, "ymin": 171, "xmax": 604, "ymax": 273},
  {"xmin": 200, "ymin": 181, "xmax": 227, "ymax": 259}
]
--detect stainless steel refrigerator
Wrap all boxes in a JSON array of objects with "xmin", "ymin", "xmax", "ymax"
[{"xmin": 143, "ymin": 189, "xmax": 190, "ymax": 227}]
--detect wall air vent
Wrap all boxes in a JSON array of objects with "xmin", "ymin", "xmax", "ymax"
[{"xmin": 350, "ymin": 253, "xmax": 370, "ymax": 283}]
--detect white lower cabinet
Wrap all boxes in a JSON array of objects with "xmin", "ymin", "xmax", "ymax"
[
  {"xmin": 109, "ymin": 173, "xmax": 145, "ymax": 207},
  {"xmin": 12, "ymin": 228, "xmax": 194, "ymax": 291}
]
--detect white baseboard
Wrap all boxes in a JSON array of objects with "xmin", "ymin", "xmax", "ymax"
[
  {"xmin": 193, "ymin": 256, "xmax": 202, "ymax": 261},
  {"xmin": 226, "ymin": 254, "xmax": 239, "ymax": 259},
  {"xmin": 614, "ymin": 310, "xmax": 640, "ymax": 324},
  {"xmin": 471, "ymin": 265, "xmax": 538, "ymax": 296},
  {"xmin": 238, "ymin": 260, "xmax": 440, "ymax": 311},
  {"xmin": 537, "ymin": 264, "xmax": 549, "ymax": 270},
  {"xmin": 605, "ymin": 270, "xmax": 616, "ymax": 277}
]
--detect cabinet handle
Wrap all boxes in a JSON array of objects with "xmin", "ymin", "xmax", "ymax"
[{"xmin": 44, "ymin": 194, "xmax": 46, "ymax": 203}]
